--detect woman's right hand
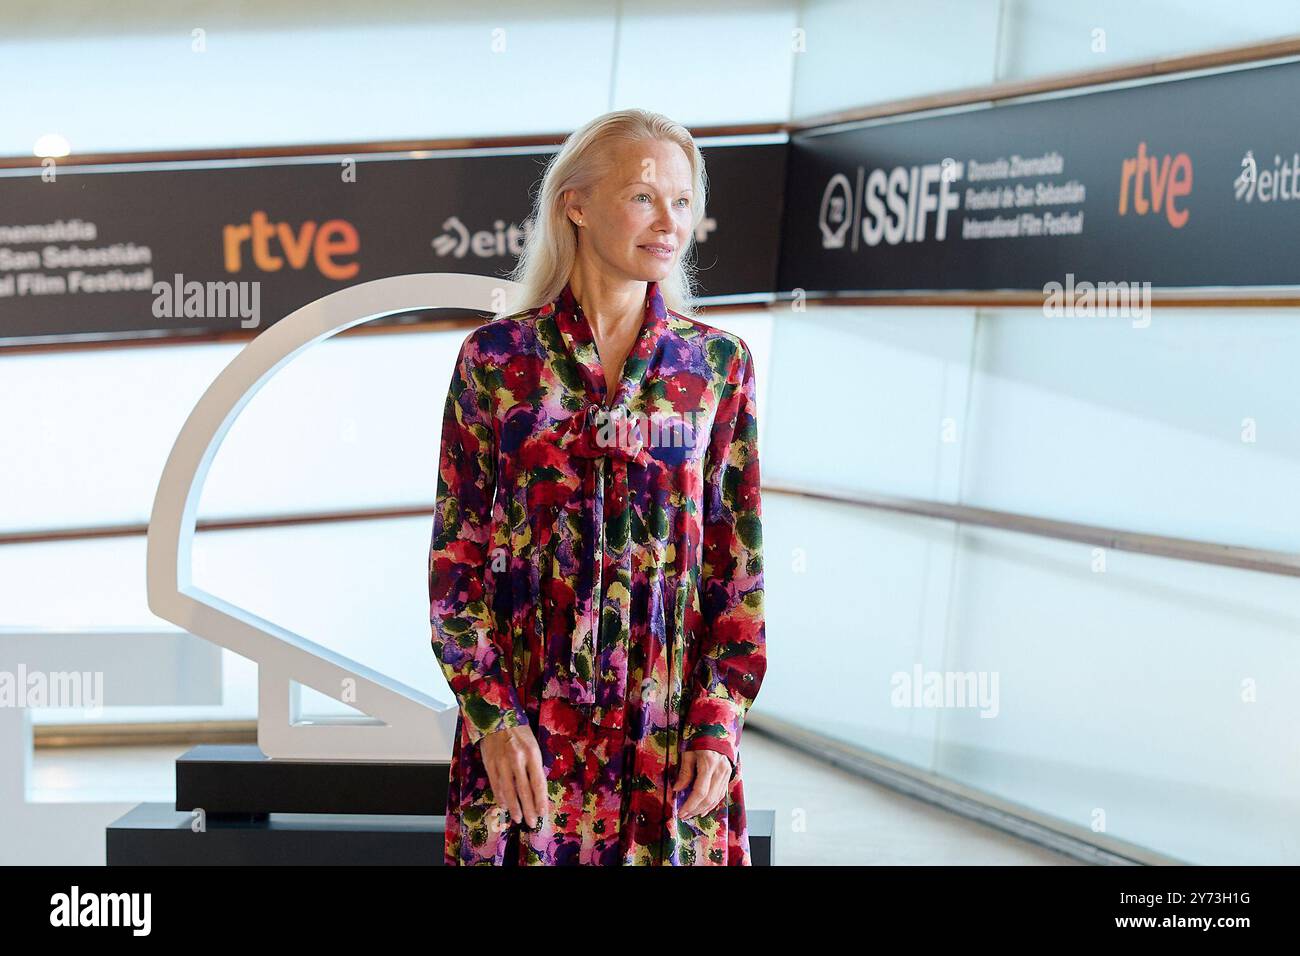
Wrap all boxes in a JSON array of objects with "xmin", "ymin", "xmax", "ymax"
[{"xmin": 480, "ymin": 722, "xmax": 548, "ymax": 830}]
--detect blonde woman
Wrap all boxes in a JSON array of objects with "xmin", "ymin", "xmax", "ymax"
[{"xmin": 429, "ymin": 108, "xmax": 765, "ymax": 865}]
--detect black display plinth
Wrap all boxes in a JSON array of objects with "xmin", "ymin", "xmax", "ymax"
[
  {"xmin": 107, "ymin": 802, "xmax": 446, "ymax": 865},
  {"xmin": 174, "ymin": 744, "xmax": 450, "ymax": 815},
  {"xmin": 106, "ymin": 744, "xmax": 775, "ymax": 865}
]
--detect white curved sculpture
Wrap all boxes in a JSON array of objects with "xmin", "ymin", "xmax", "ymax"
[{"xmin": 147, "ymin": 273, "xmax": 517, "ymax": 761}]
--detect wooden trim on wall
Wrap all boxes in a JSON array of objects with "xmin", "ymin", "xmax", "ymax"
[
  {"xmin": 34, "ymin": 719, "xmax": 256, "ymax": 748},
  {"xmin": 0, "ymin": 313, "xmax": 489, "ymax": 357},
  {"xmin": 0, "ymin": 123, "xmax": 788, "ymax": 169},
  {"xmin": 0, "ymin": 504, "xmax": 433, "ymax": 547},
  {"xmin": 790, "ymin": 291, "xmax": 1300, "ymax": 308}
]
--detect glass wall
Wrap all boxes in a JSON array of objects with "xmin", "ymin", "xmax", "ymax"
[
  {"xmin": 1, "ymin": 308, "xmax": 773, "ymax": 727},
  {"xmin": 759, "ymin": 302, "xmax": 1300, "ymax": 864},
  {"xmin": 0, "ymin": 0, "xmax": 797, "ymax": 156},
  {"xmin": 7, "ymin": 0, "xmax": 1294, "ymax": 157},
  {"xmin": 791, "ymin": 0, "xmax": 1300, "ymax": 119}
]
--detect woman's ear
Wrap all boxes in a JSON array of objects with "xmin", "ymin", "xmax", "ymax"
[{"xmin": 562, "ymin": 188, "xmax": 584, "ymax": 228}]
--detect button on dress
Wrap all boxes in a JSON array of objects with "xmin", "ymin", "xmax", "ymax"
[{"xmin": 429, "ymin": 279, "xmax": 766, "ymax": 865}]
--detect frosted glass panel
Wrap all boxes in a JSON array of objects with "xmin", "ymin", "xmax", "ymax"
[
  {"xmin": 0, "ymin": 516, "xmax": 456, "ymax": 723},
  {"xmin": 9, "ymin": 0, "xmax": 1300, "ymax": 157},
  {"xmin": 763, "ymin": 306, "xmax": 976, "ymax": 499},
  {"xmin": 196, "ymin": 330, "xmax": 463, "ymax": 519},
  {"xmin": 0, "ymin": 536, "xmax": 161, "ymax": 629},
  {"xmin": 791, "ymin": 0, "xmax": 1001, "ymax": 119},
  {"xmin": 0, "ymin": 343, "xmax": 230, "ymax": 531},
  {"xmin": 939, "ymin": 523, "xmax": 1300, "ymax": 865},
  {"xmin": 756, "ymin": 298, "xmax": 1300, "ymax": 864},
  {"xmin": 0, "ymin": 3, "xmax": 618, "ymax": 154},
  {"xmin": 617, "ymin": 2, "xmax": 797, "ymax": 125},
  {"xmin": 189, "ymin": 517, "xmax": 450, "ymax": 715},
  {"xmin": 757, "ymin": 494, "xmax": 960, "ymax": 769},
  {"xmin": 0, "ymin": 0, "xmax": 799, "ymax": 157},
  {"xmin": 2, "ymin": 314, "xmax": 771, "ymax": 535},
  {"xmin": 963, "ymin": 308, "xmax": 1300, "ymax": 553},
  {"xmin": 0, "ymin": 309, "xmax": 775, "ymax": 725},
  {"xmin": 0, "ymin": 328, "xmax": 466, "ymax": 532},
  {"xmin": 755, "ymin": 494, "xmax": 1300, "ymax": 863},
  {"xmin": 997, "ymin": 0, "xmax": 1300, "ymax": 82},
  {"xmin": 0, "ymin": 536, "xmax": 258, "ymax": 723},
  {"xmin": 690, "ymin": 311, "xmax": 775, "ymax": 443}
]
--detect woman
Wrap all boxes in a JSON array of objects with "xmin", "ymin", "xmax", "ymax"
[{"xmin": 429, "ymin": 108, "xmax": 765, "ymax": 865}]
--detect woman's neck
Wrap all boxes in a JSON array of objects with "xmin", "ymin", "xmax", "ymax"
[{"xmin": 568, "ymin": 268, "xmax": 646, "ymax": 338}]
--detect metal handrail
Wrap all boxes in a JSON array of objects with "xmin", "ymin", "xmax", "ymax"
[
  {"xmin": 6, "ymin": 483, "xmax": 1299, "ymax": 578},
  {"xmin": 762, "ymin": 482, "xmax": 1300, "ymax": 579}
]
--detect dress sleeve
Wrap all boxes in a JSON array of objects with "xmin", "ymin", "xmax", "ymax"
[
  {"xmin": 429, "ymin": 330, "xmax": 528, "ymax": 746},
  {"xmin": 681, "ymin": 340, "xmax": 767, "ymax": 778}
]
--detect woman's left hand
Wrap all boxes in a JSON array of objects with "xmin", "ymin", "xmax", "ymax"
[{"xmin": 673, "ymin": 750, "xmax": 731, "ymax": 818}]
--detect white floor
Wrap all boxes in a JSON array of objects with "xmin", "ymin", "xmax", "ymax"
[
  {"xmin": 739, "ymin": 731, "xmax": 1081, "ymax": 865},
  {"xmin": 31, "ymin": 733, "xmax": 1081, "ymax": 865}
]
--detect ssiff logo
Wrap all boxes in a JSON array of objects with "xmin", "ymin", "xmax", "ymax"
[
  {"xmin": 820, "ymin": 161, "xmax": 962, "ymax": 250},
  {"xmin": 1117, "ymin": 142, "xmax": 1192, "ymax": 228},
  {"xmin": 820, "ymin": 174, "xmax": 854, "ymax": 248}
]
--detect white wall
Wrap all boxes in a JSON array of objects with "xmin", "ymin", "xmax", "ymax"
[
  {"xmin": 8, "ymin": 0, "xmax": 1296, "ymax": 157},
  {"xmin": 0, "ymin": 0, "xmax": 797, "ymax": 157},
  {"xmin": 790, "ymin": 0, "xmax": 1300, "ymax": 119}
]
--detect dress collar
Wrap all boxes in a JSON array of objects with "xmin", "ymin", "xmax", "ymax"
[{"xmin": 545, "ymin": 278, "xmax": 668, "ymax": 407}]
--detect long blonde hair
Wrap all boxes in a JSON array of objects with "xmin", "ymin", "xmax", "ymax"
[{"xmin": 496, "ymin": 108, "xmax": 708, "ymax": 320}]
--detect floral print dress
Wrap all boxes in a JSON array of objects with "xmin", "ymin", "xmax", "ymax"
[{"xmin": 429, "ymin": 279, "xmax": 766, "ymax": 865}]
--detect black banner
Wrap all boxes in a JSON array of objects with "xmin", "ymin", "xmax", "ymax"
[
  {"xmin": 780, "ymin": 59, "xmax": 1300, "ymax": 294},
  {"xmin": 0, "ymin": 141, "xmax": 785, "ymax": 343},
  {"xmin": 7, "ymin": 58, "xmax": 1300, "ymax": 345}
]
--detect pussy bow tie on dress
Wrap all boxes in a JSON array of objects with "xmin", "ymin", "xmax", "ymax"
[
  {"xmin": 545, "ymin": 402, "xmax": 652, "ymax": 466},
  {"xmin": 536, "ymin": 404, "xmax": 646, "ymax": 719},
  {"xmin": 534, "ymin": 280, "xmax": 668, "ymax": 727}
]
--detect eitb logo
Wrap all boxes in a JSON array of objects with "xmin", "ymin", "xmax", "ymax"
[{"xmin": 1233, "ymin": 149, "xmax": 1300, "ymax": 204}]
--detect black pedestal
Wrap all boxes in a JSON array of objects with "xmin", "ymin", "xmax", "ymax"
[{"xmin": 106, "ymin": 744, "xmax": 775, "ymax": 865}]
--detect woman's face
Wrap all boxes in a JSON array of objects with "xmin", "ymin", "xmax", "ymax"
[{"xmin": 568, "ymin": 138, "xmax": 694, "ymax": 284}]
